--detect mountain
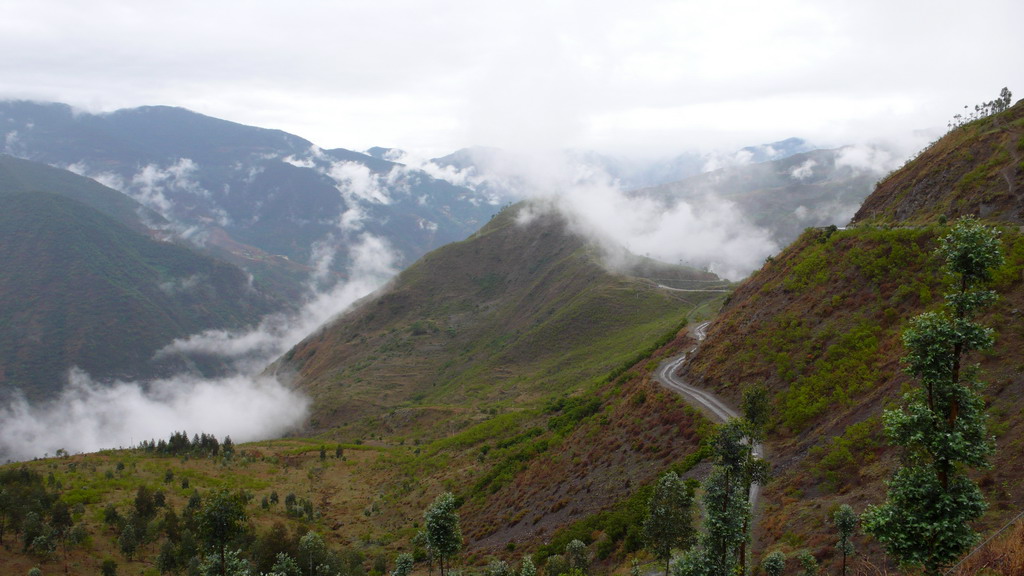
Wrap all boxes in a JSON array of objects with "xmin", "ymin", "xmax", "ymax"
[
  {"xmin": 270, "ymin": 202, "xmax": 728, "ymax": 551},
  {"xmin": 681, "ymin": 99, "xmax": 1024, "ymax": 571},
  {"xmin": 429, "ymin": 138, "xmax": 822, "ymax": 197},
  {"xmin": 0, "ymin": 154, "xmax": 162, "ymax": 233},
  {"xmin": 280, "ymin": 202, "xmax": 728, "ymax": 432},
  {"xmin": 635, "ymin": 147, "xmax": 885, "ymax": 247},
  {"xmin": 0, "ymin": 101, "xmax": 500, "ymax": 298},
  {"xmin": 0, "ymin": 159, "xmax": 281, "ymax": 399}
]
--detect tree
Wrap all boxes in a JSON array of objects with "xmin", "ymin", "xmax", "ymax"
[
  {"xmin": 564, "ymin": 539, "xmax": 589, "ymax": 575},
  {"xmin": 298, "ymin": 531, "xmax": 328, "ymax": 576},
  {"xmin": 118, "ymin": 523, "xmax": 138, "ymax": 561},
  {"xmin": 101, "ymin": 558, "xmax": 119, "ymax": 576},
  {"xmin": 486, "ymin": 558, "xmax": 513, "ymax": 576},
  {"xmin": 391, "ymin": 553, "xmax": 414, "ymax": 576},
  {"xmin": 198, "ymin": 490, "xmax": 248, "ymax": 575},
  {"xmin": 740, "ymin": 383, "xmax": 770, "ymax": 444},
  {"xmin": 672, "ymin": 413, "xmax": 769, "ymax": 576},
  {"xmin": 423, "ymin": 492, "xmax": 462, "ymax": 576},
  {"xmin": 761, "ymin": 551, "xmax": 785, "ymax": 576},
  {"xmin": 863, "ymin": 218, "xmax": 1003, "ymax": 575},
  {"xmin": 833, "ymin": 504, "xmax": 857, "ymax": 576},
  {"xmin": 520, "ymin": 555, "xmax": 537, "ymax": 576},
  {"xmin": 797, "ymin": 550, "xmax": 818, "ymax": 576},
  {"xmin": 643, "ymin": 471, "xmax": 696, "ymax": 576},
  {"xmin": 272, "ymin": 552, "xmax": 303, "ymax": 576}
]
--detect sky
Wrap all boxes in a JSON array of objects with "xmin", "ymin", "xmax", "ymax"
[{"xmin": 2, "ymin": 0, "xmax": 1022, "ymax": 158}]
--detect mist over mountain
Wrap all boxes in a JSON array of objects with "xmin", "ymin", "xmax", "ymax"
[
  {"xmin": 0, "ymin": 166, "xmax": 281, "ymax": 400},
  {"xmin": 0, "ymin": 101, "xmax": 500, "ymax": 300}
]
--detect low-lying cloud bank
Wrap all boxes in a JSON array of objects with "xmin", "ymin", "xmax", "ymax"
[
  {"xmin": 0, "ymin": 371, "xmax": 309, "ymax": 462},
  {"xmin": 0, "ymin": 233, "xmax": 398, "ymax": 462},
  {"xmin": 402, "ymin": 147, "xmax": 780, "ymax": 281}
]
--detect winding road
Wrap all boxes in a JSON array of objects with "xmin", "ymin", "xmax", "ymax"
[{"xmin": 653, "ymin": 321, "xmax": 764, "ymax": 505}]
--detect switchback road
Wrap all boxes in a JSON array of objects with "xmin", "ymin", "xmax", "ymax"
[{"xmin": 653, "ymin": 322, "xmax": 764, "ymax": 503}]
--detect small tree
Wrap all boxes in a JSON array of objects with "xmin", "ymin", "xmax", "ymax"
[
  {"xmin": 643, "ymin": 471, "xmax": 695, "ymax": 576},
  {"xmin": 520, "ymin": 555, "xmax": 537, "ymax": 576},
  {"xmin": 833, "ymin": 505, "xmax": 857, "ymax": 576},
  {"xmin": 118, "ymin": 523, "xmax": 138, "ymax": 561},
  {"xmin": 198, "ymin": 489, "xmax": 247, "ymax": 575},
  {"xmin": 863, "ymin": 218, "xmax": 1003, "ymax": 575},
  {"xmin": 486, "ymin": 558, "xmax": 513, "ymax": 576},
  {"xmin": 101, "ymin": 558, "xmax": 119, "ymax": 576},
  {"xmin": 797, "ymin": 550, "xmax": 818, "ymax": 576},
  {"xmin": 424, "ymin": 492, "xmax": 462, "ymax": 576},
  {"xmin": 392, "ymin": 553, "xmax": 415, "ymax": 576},
  {"xmin": 565, "ymin": 539, "xmax": 589, "ymax": 575},
  {"xmin": 761, "ymin": 551, "xmax": 786, "ymax": 576}
]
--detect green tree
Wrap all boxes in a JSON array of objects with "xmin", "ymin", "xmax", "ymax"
[
  {"xmin": 118, "ymin": 523, "xmax": 138, "ymax": 561},
  {"xmin": 272, "ymin": 552, "xmax": 303, "ymax": 576},
  {"xmin": 544, "ymin": 554, "xmax": 567, "ymax": 576},
  {"xmin": 740, "ymin": 383, "xmax": 770, "ymax": 444},
  {"xmin": 643, "ymin": 471, "xmax": 695, "ymax": 576},
  {"xmin": 298, "ymin": 531, "xmax": 328, "ymax": 576},
  {"xmin": 863, "ymin": 217, "xmax": 1002, "ymax": 575},
  {"xmin": 797, "ymin": 550, "xmax": 818, "ymax": 576},
  {"xmin": 833, "ymin": 504, "xmax": 857, "ymax": 576},
  {"xmin": 486, "ymin": 558, "xmax": 513, "ymax": 576},
  {"xmin": 673, "ymin": 415, "xmax": 768, "ymax": 576},
  {"xmin": 761, "ymin": 550, "xmax": 785, "ymax": 576},
  {"xmin": 424, "ymin": 492, "xmax": 462, "ymax": 576},
  {"xmin": 564, "ymin": 539, "xmax": 589, "ymax": 575},
  {"xmin": 520, "ymin": 555, "xmax": 537, "ymax": 576},
  {"xmin": 198, "ymin": 490, "xmax": 248, "ymax": 575},
  {"xmin": 391, "ymin": 553, "xmax": 414, "ymax": 576},
  {"xmin": 101, "ymin": 558, "xmax": 119, "ymax": 576}
]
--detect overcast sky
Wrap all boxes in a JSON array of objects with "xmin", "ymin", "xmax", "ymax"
[{"xmin": 2, "ymin": 0, "xmax": 1022, "ymax": 157}]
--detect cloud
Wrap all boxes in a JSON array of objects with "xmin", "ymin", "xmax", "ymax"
[
  {"xmin": 0, "ymin": 370, "xmax": 309, "ymax": 462},
  {"xmin": 157, "ymin": 233, "xmax": 399, "ymax": 374},
  {"xmin": 491, "ymin": 151, "xmax": 778, "ymax": 281},
  {"xmin": 0, "ymin": 232, "xmax": 399, "ymax": 461},
  {"xmin": 835, "ymin": 144, "xmax": 901, "ymax": 174},
  {"xmin": 790, "ymin": 158, "xmax": 817, "ymax": 180}
]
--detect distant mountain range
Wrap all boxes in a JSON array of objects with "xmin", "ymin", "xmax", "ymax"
[
  {"xmin": 0, "ymin": 156, "xmax": 281, "ymax": 398},
  {"xmin": 0, "ymin": 101, "xmax": 501, "ymax": 299},
  {"xmin": 0, "ymin": 99, "xmax": 889, "ymax": 400}
]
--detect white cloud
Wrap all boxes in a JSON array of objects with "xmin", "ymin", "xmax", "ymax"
[
  {"xmin": 835, "ymin": 144, "xmax": 901, "ymax": 174},
  {"xmin": 0, "ymin": 232, "xmax": 400, "ymax": 461},
  {"xmin": 158, "ymin": 233, "xmax": 399, "ymax": 374},
  {"xmin": 494, "ymin": 151, "xmax": 778, "ymax": 280},
  {"xmin": 0, "ymin": 370, "xmax": 309, "ymax": 461},
  {"xmin": 327, "ymin": 161, "xmax": 390, "ymax": 205},
  {"xmin": 790, "ymin": 159, "xmax": 817, "ymax": 180},
  {"xmin": 2, "ymin": 1, "xmax": 1020, "ymax": 157}
]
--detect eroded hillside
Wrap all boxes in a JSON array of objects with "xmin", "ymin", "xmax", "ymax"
[{"xmin": 683, "ymin": 100, "xmax": 1024, "ymax": 571}]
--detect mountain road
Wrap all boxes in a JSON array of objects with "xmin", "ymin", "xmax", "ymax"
[{"xmin": 653, "ymin": 321, "xmax": 764, "ymax": 506}]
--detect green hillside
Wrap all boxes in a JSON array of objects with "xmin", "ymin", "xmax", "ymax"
[
  {"xmin": 283, "ymin": 204, "xmax": 726, "ymax": 434},
  {"xmin": 0, "ymin": 190, "xmax": 280, "ymax": 398},
  {"xmin": 0, "ymin": 154, "xmax": 162, "ymax": 232},
  {"xmin": 684, "ymin": 99, "xmax": 1024, "ymax": 573},
  {"xmin": 0, "ymin": 202, "xmax": 727, "ymax": 574}
]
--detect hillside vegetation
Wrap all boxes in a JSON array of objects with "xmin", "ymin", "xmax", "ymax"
[
  {"xmin": 684, "ymin": 99, "xmax": 1024, "ymax": 572},
  {"xmin": 0, "ymin": 202, "xmax": 729, "ymax": 573},
  {"xmin": 0, "ymin": 187, "xmax": 280, "ymax": 399}
]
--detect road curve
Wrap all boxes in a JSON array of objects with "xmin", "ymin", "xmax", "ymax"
[{"xmin": 653, "ymin": 321, "xmax": 764, "ymax": 501}]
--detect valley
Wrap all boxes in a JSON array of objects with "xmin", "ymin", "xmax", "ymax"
[{"xmin": 1, "ymin": 96, "xmax": 1022, "ymax": 576}]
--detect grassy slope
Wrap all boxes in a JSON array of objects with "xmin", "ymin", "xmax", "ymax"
[
  {"xmin": 0, "ymin": 203, "xmax": 728, "ymax": 572},
  {"xmin": 684, "ymin": 101, "xmax": 1024, "ymax": 572},
  {"xmin": 0, "ymin": 190, "xmax": 279, "ymax": 398},
  {"xmin": 283, "ymin": 205, "xmax": 724, "ymax": 436}
]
